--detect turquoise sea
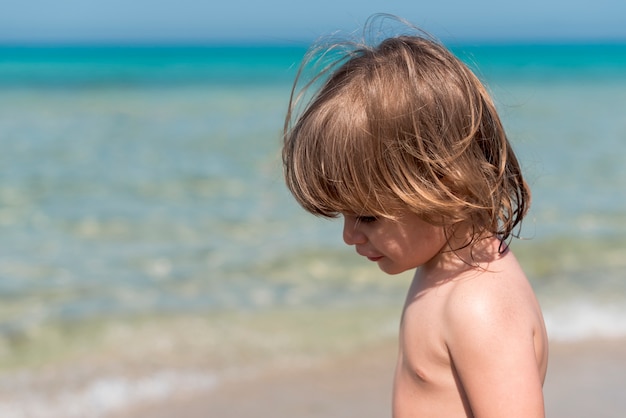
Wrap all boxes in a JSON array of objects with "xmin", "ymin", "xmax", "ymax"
[{"xmin": 0, "ymin": 43, "xmax": 625, "ymax": 416}]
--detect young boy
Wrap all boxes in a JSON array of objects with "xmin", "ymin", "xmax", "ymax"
[{"xmin": 282, "ymin": 20, "xmax": 548, "ymax": 418}]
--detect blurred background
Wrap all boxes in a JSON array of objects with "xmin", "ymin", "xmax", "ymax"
[{"xmin": 0, "ymin": 1, "xmax": 625, "ymax": 417}]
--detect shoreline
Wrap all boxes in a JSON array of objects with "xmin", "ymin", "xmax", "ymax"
[{"xmin": 112, "ymin": 337, "xmax": 626, "ymax": 418}]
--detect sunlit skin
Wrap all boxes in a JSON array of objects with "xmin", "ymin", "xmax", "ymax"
[
  {"xmin": 342, "ymin": 213, "xmax": 449, "ymax": 275},
  {"xmin": 342, "ymin": 211, "xmax": 549, "ymax": 418}
]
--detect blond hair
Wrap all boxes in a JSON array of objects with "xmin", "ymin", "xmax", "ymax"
[{"xmin": 283, "ymin": 25, "xmax": 530, "ymax": 247}]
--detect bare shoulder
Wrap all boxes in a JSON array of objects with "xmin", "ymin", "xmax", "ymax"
[
  {"xmin": 438, "ymin": 241, "xmax": 549, "ymax": 417},
  {"xmin": 442, "ymin": 242, "xmax": 545, "ymax": 340}
]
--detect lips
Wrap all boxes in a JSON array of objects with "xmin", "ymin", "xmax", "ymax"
[{"xmin": 357, "ymin": 248, "xmax": 383, "ymax": 262}]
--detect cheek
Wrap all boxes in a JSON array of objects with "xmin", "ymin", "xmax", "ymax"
[
  {"xmin": 424, "ymin": 226, "xmax": 448, "ymax": 248},
  {"xmin": 403, "ymin": 225, "xmax": 447, "ymax": 263}
]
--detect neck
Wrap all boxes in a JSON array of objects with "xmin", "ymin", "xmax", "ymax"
[{"xmin": 420, "ymin": 233, "xmax": 502, "ymax": 282}]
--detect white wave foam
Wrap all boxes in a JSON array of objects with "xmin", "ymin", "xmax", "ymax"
[
  {"xmin": 0, "ymin": 370, "xmax": 218, "ymax": 418},
  {"xmin": 544, "ymin": 300, "xmax": 626, "ymax": 341}
]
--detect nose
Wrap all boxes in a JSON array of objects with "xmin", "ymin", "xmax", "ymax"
[{"xmin": 342, "ymin": 216, "xmax": 367, "ymax": 246}]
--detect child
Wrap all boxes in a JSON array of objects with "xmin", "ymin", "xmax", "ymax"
[{"xmin": 282, "ymin": 17, "xmax": 548, "ymax": 418}]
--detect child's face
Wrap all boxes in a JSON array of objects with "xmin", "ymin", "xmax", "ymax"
[{"xmin": 342, "ymin": 211, "xmax": 448, "ymax": 275}]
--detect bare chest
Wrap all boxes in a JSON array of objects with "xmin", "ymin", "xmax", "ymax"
[{"xmin": 392, "ymin": 292, "xmax": 471, "ymax": 417}]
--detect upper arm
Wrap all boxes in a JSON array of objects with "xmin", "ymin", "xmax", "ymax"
[{"xmin": 444, "ymin": 278, "xmax": 545, "ymax": 418}]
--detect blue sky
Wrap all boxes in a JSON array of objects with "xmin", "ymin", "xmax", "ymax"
[{"xmin": 2, "ymin": 0, "xmax": 626, "ymax": 44}]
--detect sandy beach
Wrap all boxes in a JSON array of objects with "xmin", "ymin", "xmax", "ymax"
[{"xmin": 113, "ymin": 338, "xmax": 626, "ymax": 418}]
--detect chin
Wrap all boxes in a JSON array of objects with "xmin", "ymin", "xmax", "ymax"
[{"xmin": 378, "ymin": 264, "xmax": 410, "ymax": 275}]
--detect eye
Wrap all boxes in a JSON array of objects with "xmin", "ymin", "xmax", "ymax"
[{"xmin": 356, "ymin": 215, "xmax": 378, "ymax": 224}]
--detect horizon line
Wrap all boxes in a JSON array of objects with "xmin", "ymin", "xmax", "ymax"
[{"xmin": 2, "ymin": 37, "xmax": 626, "ymax": 48}]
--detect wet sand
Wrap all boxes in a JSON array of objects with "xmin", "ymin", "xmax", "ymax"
[{"xmin": 115, "ymin": 338, "xmax": 626, "ymax": 418}]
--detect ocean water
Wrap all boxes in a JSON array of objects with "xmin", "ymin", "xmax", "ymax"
[{"xmin": 0, "ymin": 43, "xmax": 625, "ymax": 416}]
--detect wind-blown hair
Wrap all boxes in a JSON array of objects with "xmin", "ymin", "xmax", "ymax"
[{"xmin": 282, "ymin": 22, "xmax": 530, "ymax": 247}]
